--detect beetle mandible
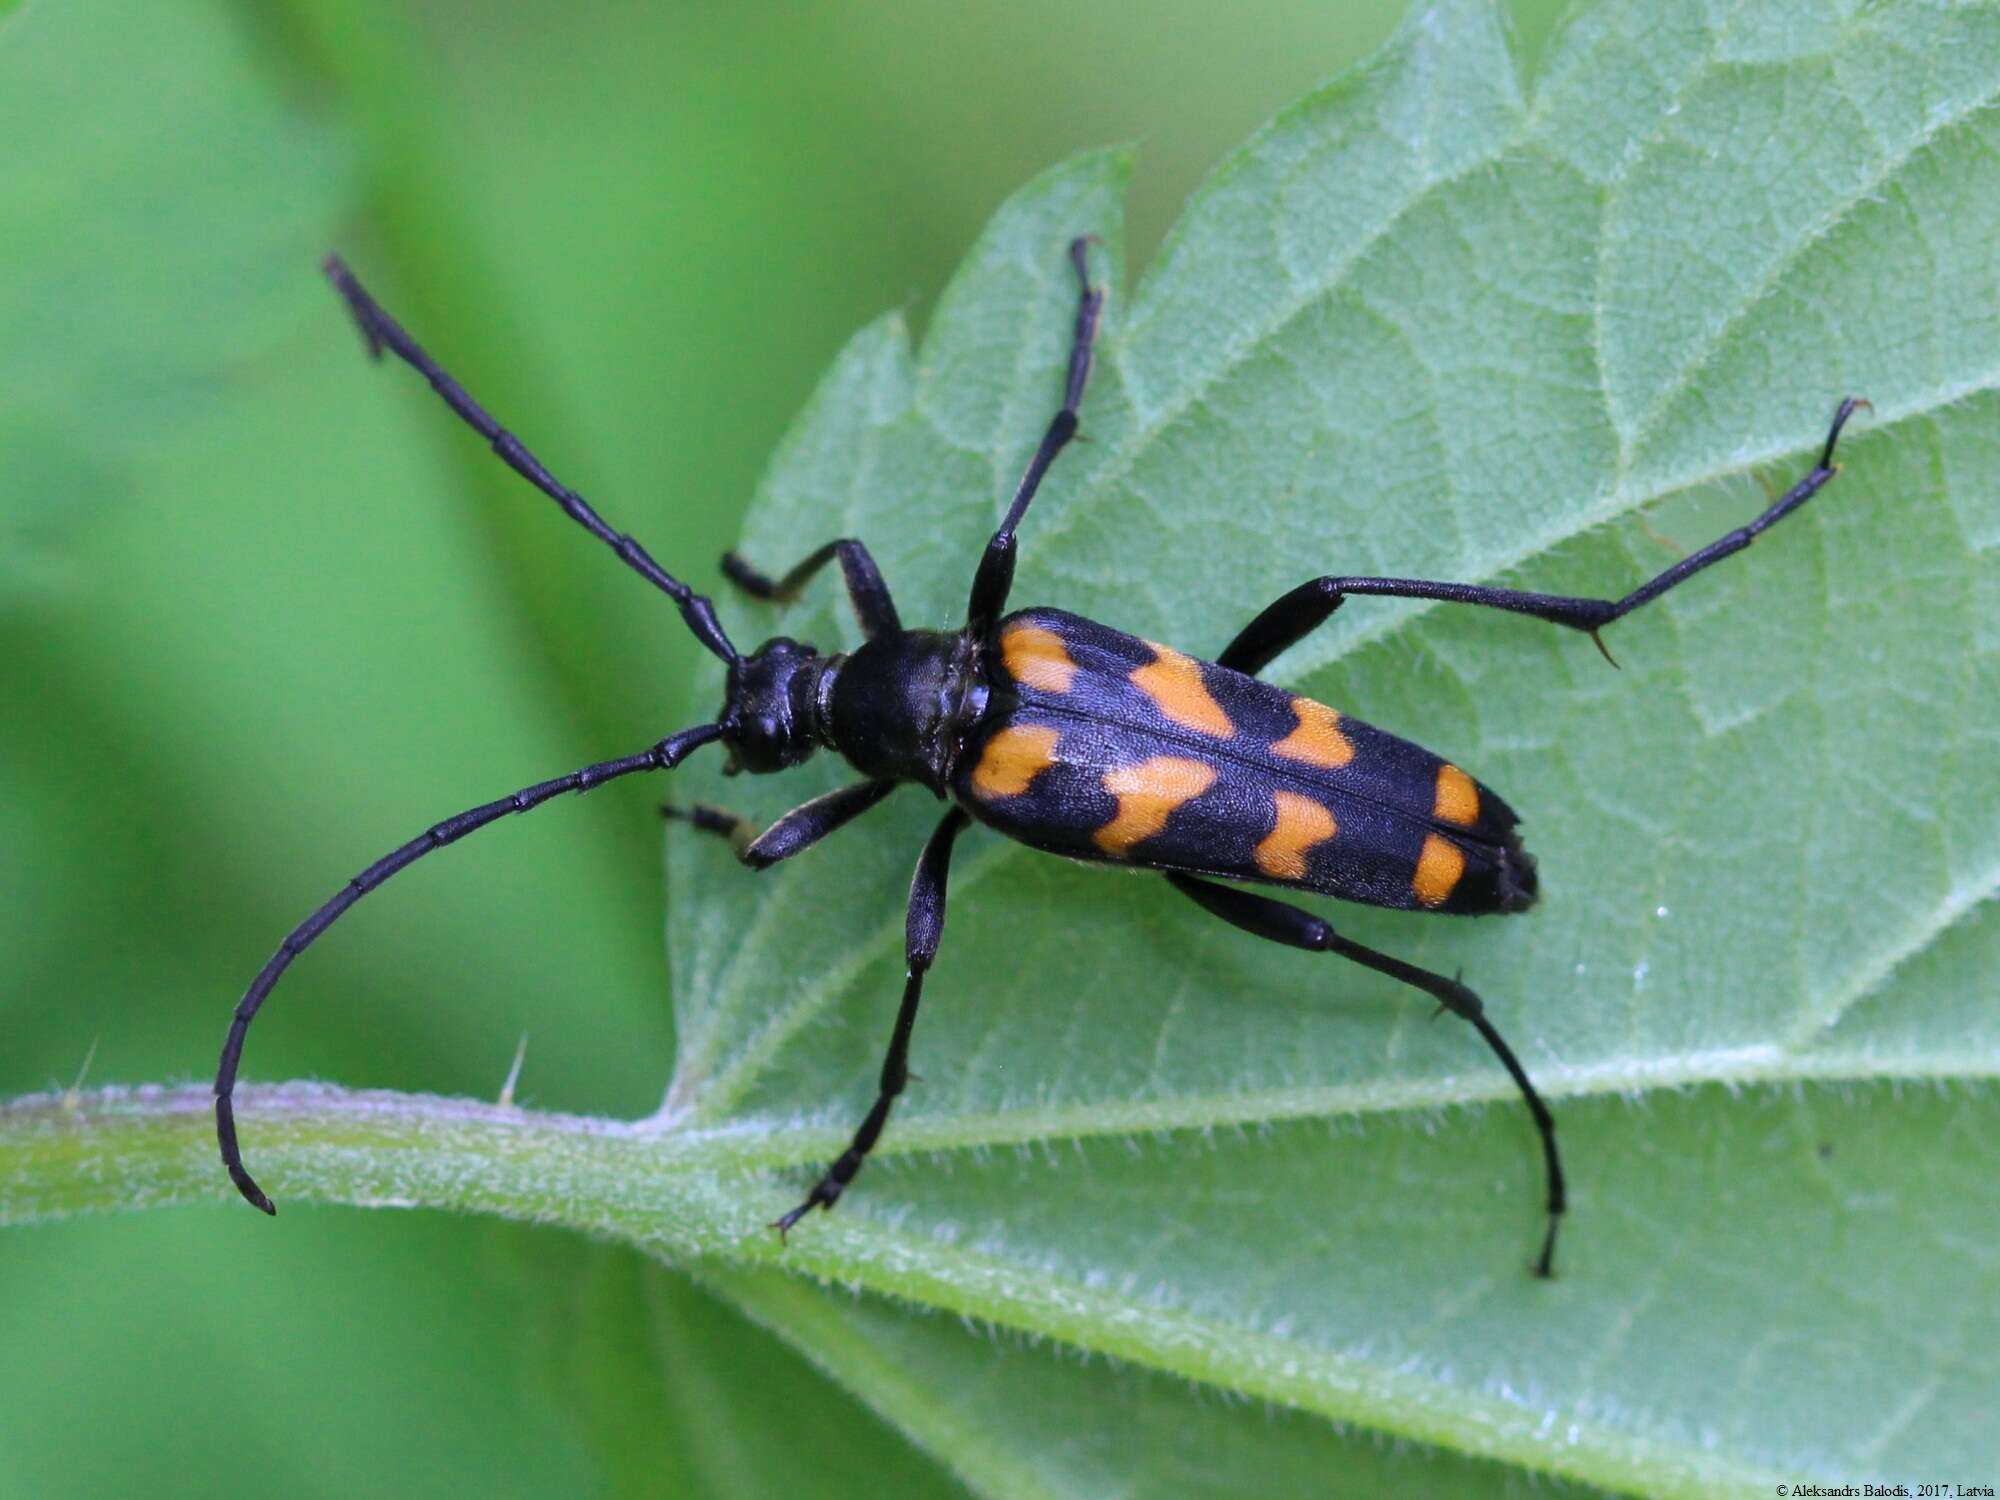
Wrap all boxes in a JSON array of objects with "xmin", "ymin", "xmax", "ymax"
[{"xmin": 215, "ymin": 239, "xmax": 1866, "ymax": 1277}]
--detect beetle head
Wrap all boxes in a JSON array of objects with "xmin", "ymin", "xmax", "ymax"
[{"xmin": 720, "ymin": 636, "xmax": 826, "ymax": 775}]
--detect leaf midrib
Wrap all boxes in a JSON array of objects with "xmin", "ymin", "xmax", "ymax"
[{"xmin": 685, "ymin": 1030, "xmax": 1999, "ymax": 1168}]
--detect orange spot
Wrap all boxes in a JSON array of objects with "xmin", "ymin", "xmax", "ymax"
[
  {"xmin": 1254, "ymin": 791, "xmax": 1337, "ymax": 880},
  {"xmin": 1433, "ymin": 764, "xmax": 1480, "ymax": 827},
  {"xmin": 971, "ymin": 725, "xmax": 1059, "ymax": 800},
  {"xmin": 1413, "ymin": 834, "xmax": 1466, "ymax": 907},
  {"xmin": 1094, "ymin": 756, "xmax": 1217, "ymax": 856},
  {"xmin": 1270, "ymin": 697, "xmax": 1354, "ymax": 769},
  {"xmin": 1001, "ymin": 622, "xmax": 1076, "ymax": 694},
  {"xmin": 1131, "ymin": 645, "xmax": 1233, "ymax": 738}
]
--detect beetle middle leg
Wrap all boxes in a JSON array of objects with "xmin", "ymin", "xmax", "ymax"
[
  {"xmin": 1167, "ymin": 872, "xmax": 1565, "ymax": 1277},
  {"xmin": 1218, "ymin": 397, "xmax": 1867, "ymax": 676},
  {"xmin": 774, "ymin": 807, "xmax": 971, "ymax": 1235}
]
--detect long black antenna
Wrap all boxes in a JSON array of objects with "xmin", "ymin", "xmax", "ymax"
[
  {"xmin": 322, "ymin": 256, "xmax": 739, "ymax": 664},
  {"xmin": 214, "ymin": 723, "xmax": 724, "ymax": 1213}
]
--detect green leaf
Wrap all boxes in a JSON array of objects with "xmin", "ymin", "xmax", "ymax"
[
  {"xmin": 700, "ymin": 1262, "xmax": 1569, "ymax": 1500},
  {"xmin": 671, "ymin": 0, "xmax": 2000, "ymax": 1485},
  {"xmin": 8, "ymin": 0, "xmax": 2000, "ymax": 1493},
  {"xmin": 519, "ymin": 1242, "xmax": 967, "ymax": 1498}
]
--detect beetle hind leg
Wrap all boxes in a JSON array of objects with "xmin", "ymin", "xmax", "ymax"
[
  {"xmin": 1218, "ymin": 397, "xmax": 1867, "ymax": 676},
  {"xmin": 1167, "ymin": 872, "xmax": 1564, "ymax": 1278}
]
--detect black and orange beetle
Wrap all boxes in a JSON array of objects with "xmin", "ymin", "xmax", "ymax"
[{"xmin": 216, "ymin": 239, "xmax": 1866, "ymax": 1277}]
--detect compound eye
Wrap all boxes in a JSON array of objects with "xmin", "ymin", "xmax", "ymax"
[{"xmin": 755, "ymin": 715, "xmax": 781, "ymax": 747}]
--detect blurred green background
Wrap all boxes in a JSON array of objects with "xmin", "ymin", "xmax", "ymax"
[{"xmin": 1, "ymin": 1, "xmax": 1566, "ymax": 1494}]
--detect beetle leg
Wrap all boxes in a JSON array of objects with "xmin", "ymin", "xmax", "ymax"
[
  {"xmin": 721, "ymin": 538, "xmax": 902, "ymax": 638},
  {"xmin": 774, "ymin": 807, "xmax": 970, "ymax": 1235},
  {"xmin": 1220, "ymin": 397, "xmax": 1867, "ymax": 675},
  {"xmin": 666, "ymin": 781, "xmax": 897, "ymax": 870},
  {"xmin": 659, "ymin": 801, "xmax": 760, "ymax": 859},
  {"xmin": 1166, "ymin": 872, "xmax": 1565, "ymax": 1278},
  {"xmin": 1215, "ymin": 577, "xmax": 1348, "ymax": 676},
  {"xmin": 966, "ymin": 238, "xmax": 1105, "ymax": 634}
]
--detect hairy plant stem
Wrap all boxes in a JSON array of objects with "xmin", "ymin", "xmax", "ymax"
[{"xmin": 0, "ymin": 1078, "xmax": 1775, "ymax": 1496}]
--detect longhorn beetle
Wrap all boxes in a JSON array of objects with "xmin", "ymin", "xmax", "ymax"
[{"xmin": 216, "ymin": 239, "xmax": 1867, "ymax": 1278}]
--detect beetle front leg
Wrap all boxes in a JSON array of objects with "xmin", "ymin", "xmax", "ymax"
[
  {"xmin": 722, "ymin": 537, "xmax": 902, "ymax": 639},
  {"xmin": 774, "ymin": 807, "xmax": 970, "ymax": 1234},
  {"xmin": 659, "ymin": 801, "xmax": 761, "ymax": 859},
  {"xmin": 664, "ymin": 780, "xmax": 898, "ymax": 870},
  {"xmin": 1167, "ymin": 872, "xmax": 1565, "ymax": 1278}
]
